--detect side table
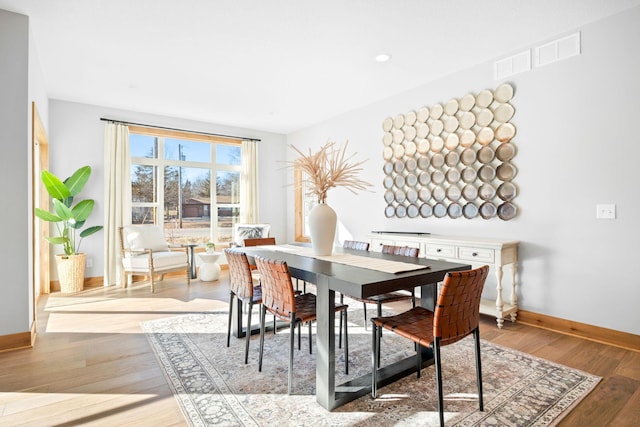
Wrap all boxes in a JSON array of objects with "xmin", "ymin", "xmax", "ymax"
[{"xmin": 198, "ymin": 252, "xmax": 221, "ymax": 281}]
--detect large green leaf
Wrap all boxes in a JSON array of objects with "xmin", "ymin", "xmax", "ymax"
[
  {"xmin": 64, "ymin": 166, "xmax": 91, "ymax": 197},
  {"xmin": 41, "ymin": 170, "xmax": 71, "ymax": 201},
  {"xmin": 34, "ymin": 208, "xmax": 62, "ymax": 222},
  {"xmin": 71, "ymin": 199, "xmax": 95, "ymax": 222},
  {"xmin": 52, "ymin": 199, "xmax": 73, "ymax": 221},
  {"xmin": 80, "ymin": 225, "xmax": 103, "ymax": 238},
  {"xmin": 45, "ymin": 236, "xmax": 69, "ymax": 245}
]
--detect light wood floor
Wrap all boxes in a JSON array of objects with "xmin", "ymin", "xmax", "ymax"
[{"xmin": 0, "ymin": 272, "xmax": 638, "ymax": 426}]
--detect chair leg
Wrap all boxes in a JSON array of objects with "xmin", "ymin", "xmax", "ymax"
[
  {"xmin": 376, "ymin": 302, "xmax": 383, "ymax": 366},
  {"xmin": 344, "ymin": 309, "xmax": 349, "ymax": 375},
  {"xmin": 338, "ymin": 294, "xmax": 344, "ymax": 348},
  {"xmin": 288, "ymin": 313, "xmax": 295, "ymax": 395},
  {"xmin": 434, "ymin": 339, "xmax": 444, "ymax": 427},
  {"xmin": 258, "ymin": 305, "xmax": 266, "ymax": 372},
  {"xmin": 363, "ymin": 302, "xmax": 368, "ymax": 330},
  {"xmin": 227, "ymin": 292, "xmax": 235, "ymax": 347},
  {"xmin": 371, "ymin": 320, "xmax": 379, "ymax": 398},
  {"xmin": 245, "ymin": 301, "xmax": 253, "ymax": 364},
  {"xmin": 474, "ymin": 327, "xmax": 484, "ymax": 411},
  {"xmin": 308, "ymin": 321, "xmax": 313, "ymax": 354},
  {"xmin": 411, "ymin": 288, "xmax": 416, "ymax": 308},
  {"xmin": 416, "ymin": 341, "xmax": 422, "ymax": 378}
]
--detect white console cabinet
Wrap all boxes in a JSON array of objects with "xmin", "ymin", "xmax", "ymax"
[{"xmin": 368, "ymin": 232, "xmax": 519, "ymax": 328}]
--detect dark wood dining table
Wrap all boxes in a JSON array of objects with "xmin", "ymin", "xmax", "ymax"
[{"xmin": 234, "ymin": 245, "xmax": 471, "ymax": 410}]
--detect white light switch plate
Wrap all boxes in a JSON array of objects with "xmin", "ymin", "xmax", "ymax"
[{"xmin": 596, "ymin": 204, "xmax": 616, "ymax": 219}]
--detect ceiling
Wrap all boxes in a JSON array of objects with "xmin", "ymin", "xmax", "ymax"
[{"xmin": 2, "ymin": 0, "xmax": 639, "ymax": 134}]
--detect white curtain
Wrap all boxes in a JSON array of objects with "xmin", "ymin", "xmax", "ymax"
[
  {"xmin": 103, "ymin": 123, "xmax": 131, "ymax": 286},
  {"xmin": 240, "ymin": 140, "xmax": 259, "ymax": 223}
]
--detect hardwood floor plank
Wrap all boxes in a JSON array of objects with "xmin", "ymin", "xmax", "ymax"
[
  {"xmin": 558, "ymin": 375, "xmax": 639, "ymax": 427},
  {"xmin": 611, "ymin": 385, "xmax": 640, "ymax": 427}
]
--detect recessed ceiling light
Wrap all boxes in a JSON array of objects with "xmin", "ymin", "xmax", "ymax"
[{"xmin": 375, "ymin": 53, "xmax": 391, "ymax": 62}]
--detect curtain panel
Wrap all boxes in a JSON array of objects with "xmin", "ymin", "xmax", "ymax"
[
  {"xmin": 103, "ymin": 123, "xmax": 131, "ymax": 286},
  {"xmin": 240, "ymin": 140, "xmax": 259, "ymax": 224}
]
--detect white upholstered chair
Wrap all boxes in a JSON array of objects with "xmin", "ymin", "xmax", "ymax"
[
  {"xmin": 119, "ymin": 225, "xmax": 191, "ymax": 292},
  {"xmin": 233, "ymin": 223, "xmax": 271, "ymax": 247}
]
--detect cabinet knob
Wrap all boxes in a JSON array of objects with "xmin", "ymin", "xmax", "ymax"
[
  {"xmin": 472, "ymin": 252, "xmax": 478, "ymax": 256},
  {"xmin": 436, "ymin": 248, "xmax": 442, "ymax": 253}
]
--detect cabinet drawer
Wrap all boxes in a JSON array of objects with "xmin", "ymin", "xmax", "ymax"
[
  {"xmin": 425, "ymin": 244, "xmax": 457, "ymax": 259},
  {"xmin": 459, "ymin": 246, "xmax": 495, "ymax": 263}
]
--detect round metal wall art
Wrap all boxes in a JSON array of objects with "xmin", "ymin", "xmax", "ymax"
[{"xmin": 381, "ymin": 83, "xmax": 518, "ymax": 220}]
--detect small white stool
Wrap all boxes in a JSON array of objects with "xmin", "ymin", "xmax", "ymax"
[{"xmin": 198, "ymin": 252, "xmax": 221, "ymax": 281}]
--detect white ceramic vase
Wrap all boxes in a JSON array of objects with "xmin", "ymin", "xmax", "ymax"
[{"xmin": 308, "ymin": 203, "xmax": 337, "ymax": 256}]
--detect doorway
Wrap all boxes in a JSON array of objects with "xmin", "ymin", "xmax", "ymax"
[{"xmin": 32, "ymin": 102, "xmax": 50, "ymax": 309}]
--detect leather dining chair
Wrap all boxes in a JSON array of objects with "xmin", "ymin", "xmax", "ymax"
[
  {"xmin": 371, "ymin": 265, "xmax": 489, "ymax": 427},
  {"xmin": 349, "ymin": 244, "xmax": 418, "ymax": 330},
  {"xmin": 338, "ymin": 240, "xmax": 370, "ymax": 343},
  {"xmin": 255, "ymin": 255, "xmax": 349, "ymax": 394},
  {"xmin": 343, "ymin": 240, "xmax": 370, "ymax": 251},
  {"xmin": 244, "ymin": 236, "xmax": 310, "ymax": 293},
  {"xmin": 243, "ymin": 237, "xmax": 277, "ymax": 246},
  {"xmin": 225, "ymin": 249, "xmax": 262, "ymax": 364}
]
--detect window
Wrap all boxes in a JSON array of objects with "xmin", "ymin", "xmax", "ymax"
[
  {"xmin": 129, "ymin": 126, "xmax": 242, "ymax": 245},
  {"xmin": 294, "ymin": 166, "xmax": 314, "ymax": 242}
]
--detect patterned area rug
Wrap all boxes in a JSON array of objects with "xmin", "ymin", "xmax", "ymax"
[{"xmin": 142, "ymin": 309, "xmax": 600, "ymax": 427}]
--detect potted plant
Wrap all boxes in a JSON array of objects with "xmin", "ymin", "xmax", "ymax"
[
  {"xmin": 205, "ymin": 242, "xmax": 216, "ymax": 253},
  {"xmin": 34, "ymin": 165, "xmax": 103, "ymax": 293}
]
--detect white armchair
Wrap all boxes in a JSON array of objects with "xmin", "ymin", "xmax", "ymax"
[
  {"xmin": 233, "ymin": 223, "xmax": 271, "ymax": 247},
  {"xmin": 119, "ymin": 225, "xmax": 191, "ymax": 292}
]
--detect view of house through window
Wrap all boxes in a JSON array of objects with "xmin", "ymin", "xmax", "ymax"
[{"xmin": 129, "ymin": 127, "xmax": 242, "ymax": 245}]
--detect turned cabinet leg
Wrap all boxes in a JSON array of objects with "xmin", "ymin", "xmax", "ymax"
[
  {"xmin": 510, "ymin": 263, "xmax": 518, "ymax": 322},
  {"xmin": 495, "ymin": 266, "xmax": 504, "ymax": 329}
]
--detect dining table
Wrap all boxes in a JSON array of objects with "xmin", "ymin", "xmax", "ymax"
[{"xmin": 235, "ymin": 244, "xmax": 472, "ymax": 410}]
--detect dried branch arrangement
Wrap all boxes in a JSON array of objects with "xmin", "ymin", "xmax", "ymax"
[{"xmin": 291, "ymin": 140, "xmax": 372, "ymax": 204}]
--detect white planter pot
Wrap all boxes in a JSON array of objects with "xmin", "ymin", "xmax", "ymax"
[{"xmin": 308, "ymin": 203, "xmax": 337, "ymax": 256}]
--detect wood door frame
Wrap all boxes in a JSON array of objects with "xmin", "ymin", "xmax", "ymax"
[{"xmin": 32, "ymin": 102, "xmax": 50, "ymax": 305}]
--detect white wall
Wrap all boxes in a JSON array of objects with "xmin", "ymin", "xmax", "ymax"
[
  {"xmin": 48, "ymin": 100, "xmax": 288, "ymax": 280},
  {"xmin": 0, "ymin": 9, "xmax": 30, "ymax": 335},
  {"xmin": 287, "ymin": 8, "xmax": 640, "ymax": 335},
  {"xmin": 28, "ymin": 14, "xmax": 50, "ymax": 324}
]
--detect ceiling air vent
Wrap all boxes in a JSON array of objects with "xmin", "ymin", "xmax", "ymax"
[
  {"xmin": 494, "ymin": 50, "xmax": 531, "ymax": 80},
  {"xmin": 534, "ymin": 32, "xmax": 581, "ymax": 68}
]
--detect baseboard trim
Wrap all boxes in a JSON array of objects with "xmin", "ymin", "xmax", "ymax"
[
  {"xmin": 0, "ymin": 322, "xmax": 36, "ymax": 353},
  {"xmin": 50, "ymin": 276, "xmax": 104, "ymax": 291},
  {"xmin": 517, "ymin": 310, "xmax": 640, "ymax": 352}
]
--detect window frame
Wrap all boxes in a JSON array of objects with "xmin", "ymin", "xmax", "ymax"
[
  {"xmin": 294, "ymin": 166, "xmax": 313, "ymax": 243},
  {"xmin": 129, "ymin": 125, "xmax": 242, "ymax": 244}
]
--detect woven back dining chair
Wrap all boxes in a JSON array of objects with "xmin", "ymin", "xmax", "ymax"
[
  {"xmin": 225, "ymin": 249, "xmax": 262, "ymax": 364},
  {"xmin": 343, "ymin": 240, "xmax": 370, "ymax": 251},
  {"xmin": 371, "ymin": 265, "xmax": 489, "ymax": 427},
  {"xmin": 255, "ymin": 255, "xmax": 349, "ymax": 394},
  {"xmin": 243, "ymin": 237, "xmax": 276, "ymax": 246},
  {"xmin": 349, "ymin": 244, "xmax": 418, "ymax": 330}
]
